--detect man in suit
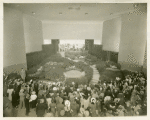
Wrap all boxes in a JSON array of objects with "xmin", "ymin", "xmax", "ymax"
[
  {"xmin": 36, "ymin": 99, "xmax": 48, "ymax": 117},
  {"xmin": 25, "ymin": 93, "xmax": 30, "ymax": 116}
]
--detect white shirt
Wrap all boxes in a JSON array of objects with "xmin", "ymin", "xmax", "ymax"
[
  {"xmin": 30, "ymin": 94, "xmax": 37, "ymax": 101},
  {"xmin": 7, "ymin": 89, "xmax": 14, "ymax": 101},
  {"xmin": 46, "ymin": 98, "xmax": 52, "ymax": 107}
]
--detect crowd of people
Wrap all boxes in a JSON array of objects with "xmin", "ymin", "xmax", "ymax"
[{"xmin": 3, "ymin": 70, "xmax": 147, "ymax": 117}]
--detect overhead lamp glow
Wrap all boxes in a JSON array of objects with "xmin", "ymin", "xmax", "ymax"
[
  {"xmin": 59, "ymin": 12, "xmax": 62, "ymax": 15},
  {"xmin": 32, "ymin": 12, "xmax": 35, "ymax": 15}
]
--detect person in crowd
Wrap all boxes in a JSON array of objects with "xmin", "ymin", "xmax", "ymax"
[
  {"xmin": 34, "ymin": 82, "xmax": 39, "ymax": 95},
  {"xmin": 64, "ymin": 100, "xmax": 71, "ymax": 117},
  {"xmin": 70, "ymin": 99, "xmax": 79, "ymax": 117},
  {"xmin": 19, "ymin": 89, "xmax": 25, "ymax": 109},
  {"xmin": 36, "ymin": 99, "xmax": 48, "ymax": 117},
  {"xmin": 20, "ymin": 68, "xmax": 26, "ymax": 83},
  {"xmin": 56, "ymin": 99, "xmax": 65, "ymax": 117},
  {"xmin": 50, "ymin": 99, "xmax": 56, "ymax": 116},
  {"xmin": 46, "ymin": 94, "xmax": 52, "ymax": 110},
  {"xmin": 12, "ymin": 90, "xmax": 18, "ymax": 108},
  {"xmin": 25, "ymin": 93, "xmax": 30, "ymax": 116},
  {"xmin": 29, "ymin": 91, "xmax": 37, "ymax": 109},
  {"xmin": 89, "ymin": 98, "xmax": 97, "ymax": 117},
  {"xmin": 7, "ymin": 86, "xmax": 14, "ymax": 102},
  {"xmin": 4, "ymin": 69, "xmax": 147, "ymax": 117}
]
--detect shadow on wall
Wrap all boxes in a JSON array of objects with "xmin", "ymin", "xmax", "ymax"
[
  {"xmin": 26, "ymin": 44, "xmax": 55, "ymax": 69},
  {"xmin": 90, "ymin": 45, "xmax": 119, "ymax": 63}
]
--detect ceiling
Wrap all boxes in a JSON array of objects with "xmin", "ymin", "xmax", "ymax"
[{"xmin": 4, "ymin": 3, "xmax": 146, "ymax": 22}]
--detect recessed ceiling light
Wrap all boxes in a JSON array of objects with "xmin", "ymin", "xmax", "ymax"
[
  {"xmin": 59, "ymin": 12, "xmax": 62, "ymax": 15},
  {"xmin": 32, "ymin": 12, "xmax": 35, "ymax": 15},
  {"xmin": 134, "ymin": 4, "xmax": 138, "ymax": 8},
  {"xmin": 85, "ymin": 13, "xmax": 88, "ymax": 15}
]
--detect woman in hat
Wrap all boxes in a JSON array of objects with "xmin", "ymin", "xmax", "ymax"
[
  {"xmin": 30, "ymin": 91, "xmax": 37, "ymax": 109},
  {"xmin": 64, "ymin": 100, "xmax": 71, "ymax": 117},
  {"xmin": 89, "ymin": 98, "xmax": 97, "ymax": 117}
]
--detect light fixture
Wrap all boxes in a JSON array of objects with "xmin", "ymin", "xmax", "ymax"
[
  {"xmin": 32, "ymin": 12, "xmax": 35, "ymax": 15},
  {"xmin": 59, "ymin": 12, "xmax": 62, "ymax": 15}
]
